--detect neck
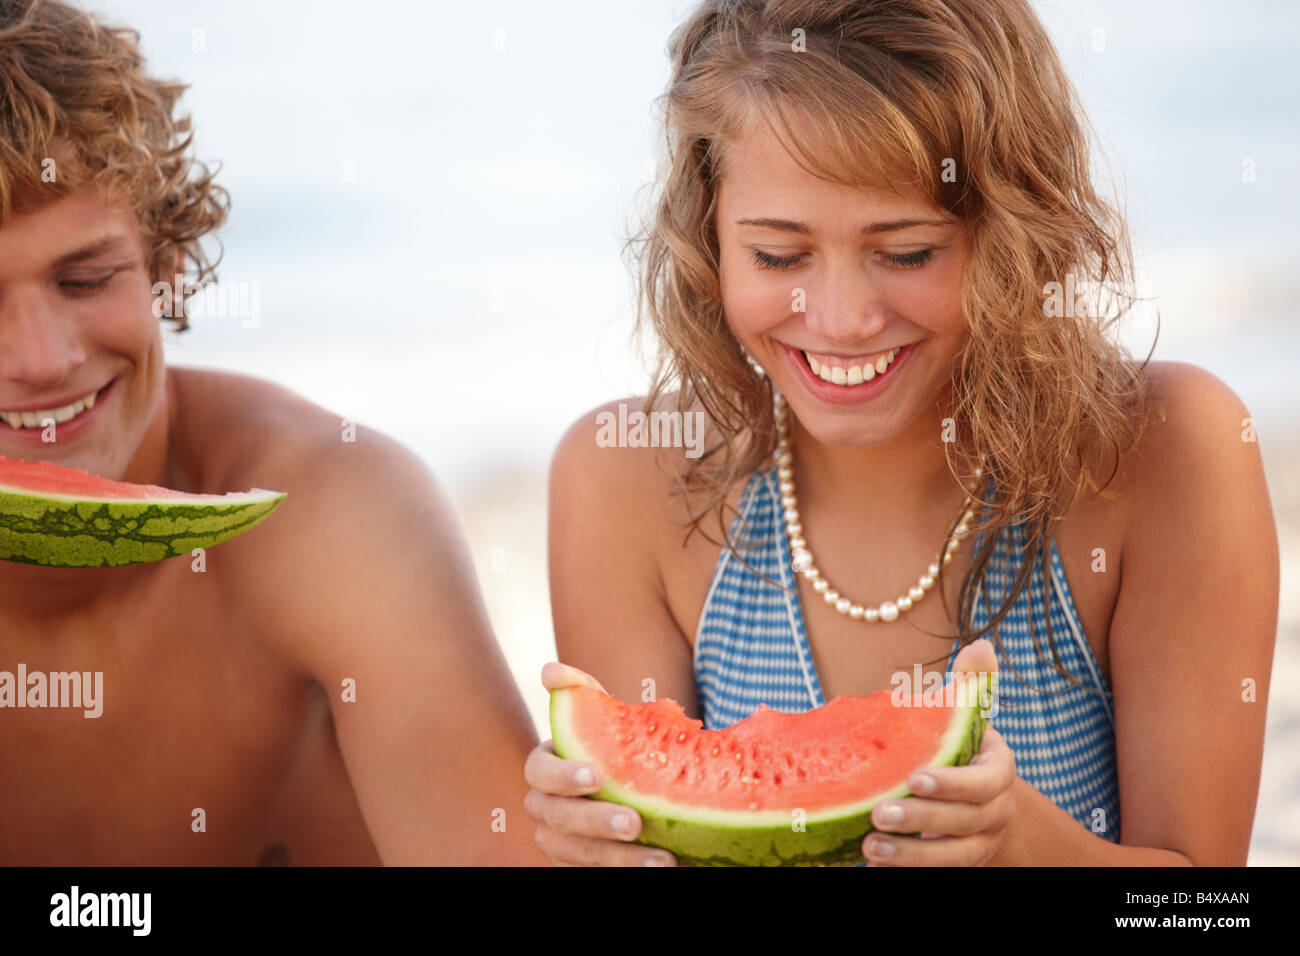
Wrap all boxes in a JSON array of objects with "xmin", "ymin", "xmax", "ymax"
[
  {"xmin": 0, "ymin": 372, "xmax": 178, "ymax": 618},
  {"xmin": 121, "ymin": 371, "xmax": 178, "ymax": 490},
  {"xmin": 786, "ymin": 385, "xmax": 977, "ymax": 524}
]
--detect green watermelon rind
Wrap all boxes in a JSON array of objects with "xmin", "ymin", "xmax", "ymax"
[
  {"xmin": 550, "ymin": 672, "xmax": 994, "ymax": 867},
  {"xmin": 0, "ymin": 485, "xmax": 286, "ymax": 568}
]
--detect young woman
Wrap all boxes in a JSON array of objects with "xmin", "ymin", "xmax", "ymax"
[{"xmin": 524, "ymin": 0, "xmax": 1278, "ymax": 866}]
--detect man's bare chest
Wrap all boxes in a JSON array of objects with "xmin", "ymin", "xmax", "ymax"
[{"xmin": 0, "ymin": 572, "xmax": 377, "ymax": 864}]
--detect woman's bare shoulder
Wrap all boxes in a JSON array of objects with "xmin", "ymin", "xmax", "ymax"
[
  {"xmin": 550, "ymin": 393, "xmax": 744, "ymax": 530},
  {"xmin": 1117, "ymin": 359, "xmax": 1270, "ymax": 550},
  {"xmin": 1127, "ymin": 360, "xmax": 1257, "ymax": 475}
]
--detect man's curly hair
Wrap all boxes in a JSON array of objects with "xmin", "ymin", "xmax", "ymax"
[{"xmin": 0, "ymin": 0, "xmax": 229, "ymax": 330}]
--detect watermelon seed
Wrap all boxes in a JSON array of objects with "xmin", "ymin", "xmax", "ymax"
[
  {"xmin": 748, "ymin": 802, "xmax": 759, "ymax": 811},
  {"xmin": 711, "ymin": 747, "xmax": 720, "ymax": 757},
  {"xmin": 676, "ymin": 732, "xmax": 687, "ymax": 743},
  {"xmin": 656, "ymin": 753, "xmax": 667, "ymax": 766}
]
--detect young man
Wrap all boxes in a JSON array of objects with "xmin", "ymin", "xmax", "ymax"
[{"xmin": 0, "ymin": 0, "xmax": 542, "ymax": 864}]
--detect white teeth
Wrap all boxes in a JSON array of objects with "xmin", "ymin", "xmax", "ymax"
[
  {"xmin": 0, "ymin": 389, "xmax": 98, "ymax": 429},
  {"xmin": 52, "ymin": 402, "xmax": 82, "ymax": 424},
  {"xmin": 804, "ymin": 346, "xmax": 904, "ymax": 388}
]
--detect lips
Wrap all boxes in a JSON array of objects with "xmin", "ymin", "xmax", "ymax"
[
  {"xmin": 802, "ymin": 346, "xmax": 903, "ymax": 386},
  {"xmin": 0, "ymin": 379, "xmax": 114, "ymax": 444},
  {"xmin": 780, "ymin": 341, "xmax": 919, "ymax": 405},
  {"xmin": 0, "ymin": 387, "xmax": 102, "ymax": 430}
]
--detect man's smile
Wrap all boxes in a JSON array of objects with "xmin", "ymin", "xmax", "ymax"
[{"xmin": 0, "ymin": 383, "xmax": 109, "ymax": 429}]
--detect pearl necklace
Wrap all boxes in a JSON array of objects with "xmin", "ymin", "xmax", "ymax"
[{"xmin": 773, "ymin": 390, "xmax": 985, "ymax": 624}]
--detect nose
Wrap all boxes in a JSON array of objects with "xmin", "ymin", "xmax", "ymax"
[
  {"xmin": 800, "ymin": 260, "xmax": 889, "ymax": 346},
  {"xmin": 0, "ymin": 285, "xmax": 88, "ymax": 388}
]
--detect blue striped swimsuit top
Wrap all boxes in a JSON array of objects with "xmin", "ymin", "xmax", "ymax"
[{"xmin": 694, "ymin": 465, "xmax": 1121, "ymax": 843}]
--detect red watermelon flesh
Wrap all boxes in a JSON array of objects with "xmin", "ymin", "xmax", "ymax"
[
  {"xmin": 0, "ymin": 455, "xmax": 229, "ymax": 501},
  {"xmin": 550, "ymin": 675, "xmax": 992, "ymax": 866},
  {"xmin": 0, "ymin": 454, "xmax": 285, "ymax": 567}
]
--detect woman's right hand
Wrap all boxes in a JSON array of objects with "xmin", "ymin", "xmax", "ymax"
[{"xmin": 523, "ymin": 662, "xmax": 677, "ymax": 866}]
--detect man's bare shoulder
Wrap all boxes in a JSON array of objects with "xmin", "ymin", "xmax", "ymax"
[
  {"xmin": 170, "ymin": 367, "xmax": 460, "ymax": 664},
  {"xmin": 168, "ymin": 365, "xmax": 435, "ymax": 497},
  {"xmin": 170, "ymin": 366, "xmax": 355, "ymax": 481}
]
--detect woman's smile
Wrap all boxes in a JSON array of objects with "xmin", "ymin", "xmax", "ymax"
[{"xmin": 779, "ymin": 340, "xmax": 922, "ymax": 406}]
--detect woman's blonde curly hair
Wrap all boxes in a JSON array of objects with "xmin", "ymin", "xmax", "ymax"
[
  {"xmin": 628, "ymin": 0, "xmax": 1157, "ymax": 690},
  {"xmin": 0, "ymin": 0, "xmax": 228, "ymax": 330}
]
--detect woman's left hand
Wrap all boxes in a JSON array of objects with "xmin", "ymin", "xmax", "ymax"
[
  {"xmin": 862, "ymin": 724, "xmax": 1017, "ymax": 866},
  {"xmin": 862, "ymin": 638, "xmax": 1016, "ymax": 866}
]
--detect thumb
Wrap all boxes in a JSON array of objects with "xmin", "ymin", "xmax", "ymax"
[
  {"xmin": 541, "ymin": 661, "xmax": 609, "ymax": 693},
  {"xmin": 952, "ymin": 638, "xmax": 997, "ymax": 677}
]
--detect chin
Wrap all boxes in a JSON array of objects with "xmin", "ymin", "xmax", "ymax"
[{"xmin": 805, "ymin": 419, "xmax": 901, "ymax": 449}]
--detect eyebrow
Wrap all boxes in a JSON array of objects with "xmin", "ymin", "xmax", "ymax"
[
  {"xmin": 50, "ymin": 235, "xmax": 133, "ymax": 268},
  {"xmin": 734, "ymin": 216, "xmax": 956, "ymax": 235}
]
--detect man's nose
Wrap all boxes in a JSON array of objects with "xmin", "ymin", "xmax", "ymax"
[{"xmin": 0, "ymin": 288, "xmax": 88, "ymax": 387}]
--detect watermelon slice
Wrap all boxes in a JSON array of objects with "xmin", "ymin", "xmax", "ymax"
[
  {"xmin": 0, "ymin": 455, "xmax": 285, "ymax": 567},
  {"xmin": 550, "ymin": 672, "xmax": 993, "ymax": 866}
]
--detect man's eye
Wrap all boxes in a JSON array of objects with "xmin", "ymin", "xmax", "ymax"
[
  {"xmin": 60, "ymin": 273, "xmax": 117, "ymax": 293},
  {"xmin": 751, "ymin": 249, "xmax": 805, "ymax": 270},
  {"xmin": 878, "ymin": 249, "xmax": 935, "ymax": 269}
]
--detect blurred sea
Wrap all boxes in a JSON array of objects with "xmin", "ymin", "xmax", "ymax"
[{"xmin": 78, "ymin": 0, "xmax": 1300, "ymax": 863}]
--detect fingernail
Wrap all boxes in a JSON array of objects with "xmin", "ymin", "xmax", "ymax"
[
  {"xmin": 612, "ymin": 811, "xmax": 634, "ymax": 835},
  {"xmin": 866, "ymin": 838, "xmax": 895, "ymax": 859},
  {"xmin": 910, "ymin": 772, "xmax": 937, "ymax": 794},
  {"xmin": 574, "ymin": 766, "xmax": 596, "ymax": 787},
  {"xmin": 644, "ymin": 855, "xmax": 671, "ymax": 866},
  {"xmin": 878, "ymin": 803, "xmax": 904, "ymax": 825}
]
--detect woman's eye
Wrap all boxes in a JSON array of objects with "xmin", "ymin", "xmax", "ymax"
[
  {"xmin": 750, "ymin": 248, "xmax": 936, "ymax": 271},
  {"xmin": 751, "ymin": 249, "xmax": 805, "ymax": 271},
  {"xmin": 878, "ymin": 248, "xmax": 934, "ymax": 269}
]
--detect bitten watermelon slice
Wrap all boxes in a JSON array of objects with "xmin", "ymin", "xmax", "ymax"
[
  {"xmin": 550, "ymin": 672, "xmax": 994, "ymax": 866},
  {"xmin": 0, "ymin": 455, "xmax": 285, "ymax": 567}
]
